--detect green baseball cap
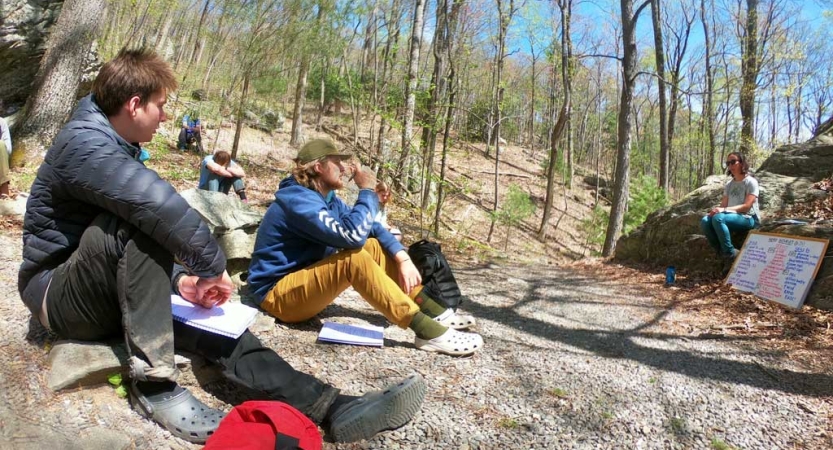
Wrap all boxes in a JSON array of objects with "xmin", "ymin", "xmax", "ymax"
[{"xmin": 296, "ymin": 138, "xmax": 352, "ymax": 164}]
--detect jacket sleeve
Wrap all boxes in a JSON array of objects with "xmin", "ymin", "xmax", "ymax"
[
  {"xmin": 371, "ymin": 222, "xmax": 405, "ymax": 256},
  {"xmin": 284, "ymin": 189, "xmax": 379, "ymax": 249},
  {"xmin": 53, "ymin": 127, "xmax": 226, "ymax": 278}
]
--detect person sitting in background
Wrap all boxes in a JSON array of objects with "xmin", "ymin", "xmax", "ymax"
[
  {"xmin": 0, "ymin": 100, "xmax": 11, "ymax": 198},
  {"xmin": 198, "ymin": 150, "xmax": 248, "ymax": 203},
  {"xmin": 248, "ymin": 138, "xmax": 483, "ymax": 356},
  {"xmin": 700, "ymin": 151, "xmax": 761, "ymax": 260},
  {"xmin": 374, "ymin": 181, "xmax": 402, "ymax": 241},
  {"xmin": 177, "ymin": 111, "xmax": 201, "ymax": 151}
]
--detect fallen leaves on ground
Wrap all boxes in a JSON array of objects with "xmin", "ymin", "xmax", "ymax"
[{"xmin": 568, "ymin": 258, "xmax": 833, "ymax": 374}]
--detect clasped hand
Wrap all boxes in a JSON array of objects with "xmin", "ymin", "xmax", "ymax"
[{"xmin": 178, "ymin": 271, "xmax": 234, "ymax": 309}]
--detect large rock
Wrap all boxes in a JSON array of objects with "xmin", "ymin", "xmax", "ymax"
[
  {"xmin": 180, "ymin": 189, "xmax": 263, "ymax": 283},
  {"xmin": 47, "ymin": 340, "xmax": 128, "ymax": 391},
  {"xmin": 0, "ymin": 0, "xmax": 62, "ymax": 103},
  {"xmin": 615, "ymin": 137, "xmax": 833, "ymax": 310},
  {"xmin": 758, "ymin": 135, "xmax": 833, "ymax": 180}
]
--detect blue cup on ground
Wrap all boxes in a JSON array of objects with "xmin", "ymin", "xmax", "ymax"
[{"xmin": 665, "ymin": 266, "xmax": 676, "ymax": 285}]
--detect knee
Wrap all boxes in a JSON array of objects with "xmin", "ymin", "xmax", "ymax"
[
  {"xmin": 700, "ymin": 216, "xmax": 712, "ymax": 231},
  {"xmin": 364, "ymin": 238, "xmax": 382, "ymax": 251}
]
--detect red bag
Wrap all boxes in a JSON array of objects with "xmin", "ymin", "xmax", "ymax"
[{"xmin": 204, "ymin": 400, "xmax": 322, "ymax": 450}]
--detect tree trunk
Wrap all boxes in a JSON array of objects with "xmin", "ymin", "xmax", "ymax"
[
  {"xmin": 486, "ymin": 0, "xmax": 515, "ymax": 243},
  {"xmin": 399, "ymin": 0, "xmax": 426, "ymax": 178},
  {"xmin": 231, "ymin": 70, "xmax": 251, "ymax": 160},
  {"xmin": 433, "ymin": 66, "xmax": 458, "ymax": 236},
  {"xmin": 191, "ymin": 0, "xmax": 212, "ymax": 65},
  {"xmin": 650, "ymin": 0, "xmax": 669, "ymax": 191},
  {"xmin": 290, "ymin": 57, "xmax": 311, "ymax": 146},
  {"xmin": 739, "ymin": 0, "xmax": 759, "ymax": 154},
  {"xmin": 537, "ymin": 0, "xmax": 571, "ymax": 240},
  {"xmin": 603, "ymin": 0, "xmax": 648, "ymax": 257},
  {"xmin": 700, "ymin": 0, "xmax": 716, "ymax": 175},
  {"xmin": 11, "ymin": 0, "xmax": 107, "ymax": 167}
]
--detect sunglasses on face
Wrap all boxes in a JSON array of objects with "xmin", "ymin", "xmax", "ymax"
[{"xmin": 726, "ymin": 160, "xmax": 740, "ymax": 166}]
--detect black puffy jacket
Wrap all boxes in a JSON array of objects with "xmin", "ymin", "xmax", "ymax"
[{"xmin": 19, "ymin": 95, "xmax": 225, "ymax": 313}]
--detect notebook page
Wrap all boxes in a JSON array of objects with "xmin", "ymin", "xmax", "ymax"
[{"xmin": 171, "ymin": 295, "xmax": 258, "ymax": 338}]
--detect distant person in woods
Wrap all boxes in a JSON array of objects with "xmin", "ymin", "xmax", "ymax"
[
  {"xmin": 700, "ymin": 151, "xmax": 761, "ymax": 260},
  {"xmin": 198, "ymin": 150, "xmax": 248, "ymax": 203},
  {"xmin": 19, "ymin": 48, "xmax": 425, "ymax": 445},
  {"xmin": 248, "ymin": 138, "xmax": 482, "ymax": 356},
  {"xmin": 177, "ymin": 110, "xmax": 201, "ymax": 151},
  {"xmin": 374, "ymin": 181, "xmax": 402, "ymax": 241},
  {"xmin": 0, "ymin": 100, "xmax": 11, "ymax": 198}
]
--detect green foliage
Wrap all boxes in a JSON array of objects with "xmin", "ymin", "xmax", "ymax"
[
  {"xmin": 540, "ymin": 151, "xmax": 569, "ymax": 185},
  {"xmin": 580, "ymin": 205, "xmax": 609, "ymax": 255},
  {"xmin": 710, "ymin": 438, "xmax": 735, "ymax": 450},
  {"xmin": 669, "ymin": 417, "xmax": 686, "ymax": 434},
  {"xmin": 580, "ymin": 175, "xmax": 669, "ymax": 253},
  {"xmin": 548, "ymin": 387, "xmax": 569, "ymax": 398},
  {"xmin": 624, "ymin": 175, "xmax": 669, "ymax": 235},
  {"xmin": 491, "ymin": 184, "xmax": 536, "ymax": 250},
  {"xmin": 492, "ymin": 184, "xmax": 536, "ymax": 228},
  {"xmin": 306, "ymin": 66, "xmax": 361, "ymax": 106},
  {"xmin": 497, "ymin": 417, "xmax": 520, "ymax": 429},
  {"xmin": 463, "ymin": 99, "xmax": 492, "ymax": 141}
]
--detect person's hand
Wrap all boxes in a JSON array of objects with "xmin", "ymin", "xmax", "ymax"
[
  {"xmin": 708, "ymin": 207, "xmax": 722, "ymax": 217},
  {"xmin": 352, "ymin": 161, "xmax": 377, "ymax": 190},
  {"xmin": 396, "ymin": 253, "xmax": 422, "ymax": 295},
  {"xmin": 179, "ymin": 271, "xmax": 234, "ymax": 308}
]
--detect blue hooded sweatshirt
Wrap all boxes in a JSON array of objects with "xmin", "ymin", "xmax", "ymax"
[{"xmin": 248, "ymin": 175, "xmax": 406, "ymax": 302}]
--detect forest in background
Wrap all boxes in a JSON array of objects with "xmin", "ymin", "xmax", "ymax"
[{"xmin": 10, "ymin": 0, "xmax": 833, "ymax": 256}]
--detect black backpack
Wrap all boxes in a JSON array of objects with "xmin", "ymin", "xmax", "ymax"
[{"xmin": 408, "ymin": 240, "xmax": 462, "ymax": 310}]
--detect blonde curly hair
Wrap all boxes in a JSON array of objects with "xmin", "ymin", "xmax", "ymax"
[{"xmin": 291, "ymin": 160, "xmax": 320, "ymax": 189}]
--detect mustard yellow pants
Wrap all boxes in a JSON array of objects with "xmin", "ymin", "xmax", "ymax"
[{"xmin": 261, "ymin": 238, "xmax": 421, "ymax": 328}]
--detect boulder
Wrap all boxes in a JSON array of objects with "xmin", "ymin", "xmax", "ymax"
[
  {"xmin": 615, "ymin": 137, "xmax": 833, "ymax": 310},
  {"xmin": 0, "ymin": 192, "xmax": 28, "ymax": 217},
  {"xmin": 757, "ymin": 135, "xmax": 833, "ymax": 180},
  {"xmin": 47, "ymin": 340, "xmax": 128, "ymax": 391},
  {"xmin": 0, "ymin": 0, "xmax": 62, "ymax": 103},
  {"xmin": 180, "ymin": 189, "xmax": 263, "ymax": 283}
]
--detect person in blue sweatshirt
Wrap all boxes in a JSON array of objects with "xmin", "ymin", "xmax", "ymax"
[{"xmin": 248, "ymin": 138, "xmax": 483, "ymax": 356}]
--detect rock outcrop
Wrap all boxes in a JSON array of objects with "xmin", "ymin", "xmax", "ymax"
[
  {"xmin": 615, "ymin": 135, "xmax": 833, "ymax": 310},
  {"xmin": 0, "ymin": 0, "xmax": 62, "ymax": 104},
  {"xmin": 180, "ymin": 188, "xmax": 262, "ymax": 285}
]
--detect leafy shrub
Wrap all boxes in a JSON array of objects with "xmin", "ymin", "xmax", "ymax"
[{"xmin": 491, "ymin": 184, "xmax": 536, "ymax": 250}]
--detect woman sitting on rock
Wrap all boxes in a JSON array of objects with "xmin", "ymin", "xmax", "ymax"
[{"xmin": 700, "ymin": 151, "xmax": 761, "ymax": 259}]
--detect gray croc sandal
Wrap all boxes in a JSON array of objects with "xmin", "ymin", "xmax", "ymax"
[
  {"xmin": 130, "ymin": 383, "xmax": 225, "ymax": 444},
  {"xmin": 329, "ymin": 373, "xmax": 427, "ymax": 443}
]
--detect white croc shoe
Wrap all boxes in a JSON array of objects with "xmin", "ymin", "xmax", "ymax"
[
  {"xmin": 415, "ymin": 329, "xmax": 484, "ymax": 356},
  {"xmin": 434, "ymin": 309, "xmax": 477, "ymax": 330}
]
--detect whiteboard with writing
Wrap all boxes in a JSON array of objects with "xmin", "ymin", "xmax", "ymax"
[{"xmin": 725, "ymin": 231, "xmax": 829, "ymax": 309}]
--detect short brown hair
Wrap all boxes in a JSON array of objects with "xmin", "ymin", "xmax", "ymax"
[
  {"xmin": 92, "ymin": 47, "xmax": 178, "ymax": 116},
  {"xmin": 214, "ymin": 150, "xmax": 231, "ymax": 167}
]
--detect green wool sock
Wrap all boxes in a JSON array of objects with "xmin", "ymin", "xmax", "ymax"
[
  {"xmin": 415, "ymin": 290, "xmax": 447, "ymax": 318},
  {"xmin": 409, "ymin": 312, "xmax": 447, "ymax": 340}
]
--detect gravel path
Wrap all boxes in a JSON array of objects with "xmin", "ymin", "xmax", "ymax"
[{"xmin": 1, "ymin": 230, "xmax": 831, "ymax": 449}]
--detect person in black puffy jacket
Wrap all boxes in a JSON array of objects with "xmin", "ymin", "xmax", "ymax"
[{"xmin": 18, "ymin": 48, "xmax": 425, "ymax": 445}]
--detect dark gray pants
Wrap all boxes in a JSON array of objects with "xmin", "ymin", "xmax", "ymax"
[{"xmin": 45, "ymin": 213, "xmax": 337, "ymax": 422}]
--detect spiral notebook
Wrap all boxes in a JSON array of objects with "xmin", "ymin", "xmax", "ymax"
[
  {"xmin": 170, "ymin": 295, "xmax": 258, "ymax": 339},
  {"xmin": 317, "ymin": 322, "xmax": 384, "ymax": 347}
]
